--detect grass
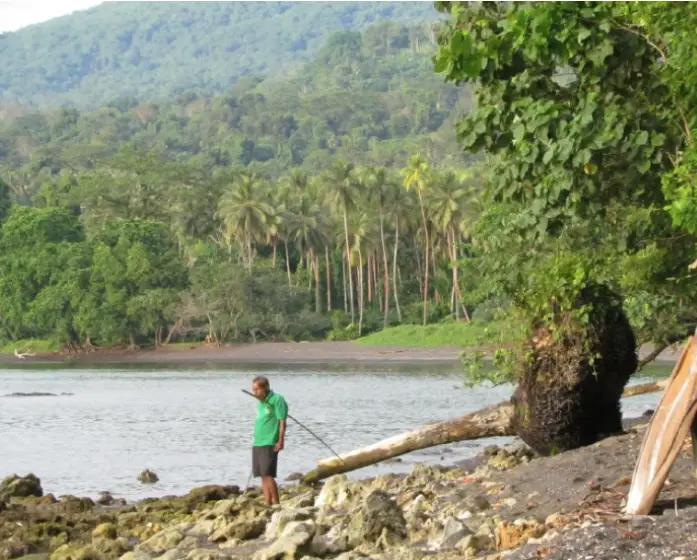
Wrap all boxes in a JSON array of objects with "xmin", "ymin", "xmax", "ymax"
[
  {"xmin": 1, "ymin": 338, "xmax": 62, "ymax": 353},
  {"xmin": 357, "ymin": 319, "xmax": 521, "ymax": 348}
]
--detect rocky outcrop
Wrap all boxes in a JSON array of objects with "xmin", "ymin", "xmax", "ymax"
[
  {"xmin": 0, "ymin": 473, "xmax": 43, "ymax": 501},
  {"xmin": 4, "ymin": 424, "xmax": 697, "ymax": 560}
]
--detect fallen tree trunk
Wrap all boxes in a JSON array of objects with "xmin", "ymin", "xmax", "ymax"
[
  {"xmin": 301, "ymin": 379, "xmax": 669, "ymax": 484},
  {"xmin": 302, "ymin": 402, "xmax": 515, "ymax": 483},
  {"xmin": 622, "ymin": 379, "xmax": 668, "ymax": 398}
]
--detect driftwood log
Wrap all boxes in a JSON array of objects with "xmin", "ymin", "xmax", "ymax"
[{"xmin": 301, "ymin": 379, "xmax": 668, "ymax": 483}]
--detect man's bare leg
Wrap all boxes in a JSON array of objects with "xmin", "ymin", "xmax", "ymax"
[
  {"xmin": 261, "ymin": 477, "xmax": 270, "ymax": 504},
  {"xmin": 264, "ymin": 476, "xmax": 279, "ymax": 505}
]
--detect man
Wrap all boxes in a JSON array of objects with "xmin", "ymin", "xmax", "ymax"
[{"xmin": 251, "ymin": 375, "xmax": 287, "ymax": 505}]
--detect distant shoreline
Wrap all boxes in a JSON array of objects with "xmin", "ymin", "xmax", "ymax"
[{"xmin": 0, "ymin": 340, "xmax": 685, "ymax": 366}]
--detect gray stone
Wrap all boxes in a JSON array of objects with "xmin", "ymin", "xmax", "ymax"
[
  {"xmin": 347, "ymin": 490, "xmax": 407, "ymax": 548},
  {"xmin": 439, "ymin": 517, "xmax": 472, "ymax": 549},
  {"xmin": 139, "ymin": 528, "xmax": 183, "ymax": 554},
  {"xmin": 265, "ymin": 507, "xmax": 314, "ymax": 539}
]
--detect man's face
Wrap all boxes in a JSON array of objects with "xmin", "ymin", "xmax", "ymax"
[{"xmin": 252, "ymin": 381, "xmax": 268, "ymax": 400}]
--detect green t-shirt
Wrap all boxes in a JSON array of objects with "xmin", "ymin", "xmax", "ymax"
[{"xmin": 253, "ymin": 391, "xmax": 288, "ymax": 447}]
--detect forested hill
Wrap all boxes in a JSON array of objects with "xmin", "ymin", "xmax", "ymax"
[
  {"xmin": 0, "ymin": 21, "xmax": 472, "ymax": 187},
  {"xmin": 0, "ymin": 1, "xmax": 439, "ymax": 108}
]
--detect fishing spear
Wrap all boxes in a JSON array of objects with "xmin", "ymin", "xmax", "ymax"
[{"xmin": 241, "ymin": 389, "xmax": 344, "ymax": 463}]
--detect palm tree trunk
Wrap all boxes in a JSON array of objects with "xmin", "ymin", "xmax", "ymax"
[
  {"xmin": 312, "ymin": 249, "xmax": 321, "ymax": 313},
  {"xmin": 284, "ymin": 241, "xmax": 292, "ymax": 286},
  {"xmin": 367, "ymin": 253, "xmax": 373, "ymax": 304},
  {"xmin": 358, "ymin": 248, "xmax": 364, "ymax": 336},
  {"xmin": 325, "ymin": 245, "xmax": 332, "ymax": 311},
  {"xmin": 452, "ymin": 232, "xmax": 469, "ymax": 322},
  {"xmin": 342, "ymin": 253, "xmax": 348, "ymax": 313},
  {"xmin": 343, "ymin": 210, "xmax": 355, "ymax": 323},
  {"xmin": 373, "ymin": 251, "xmax": 385, "ymax": 311},
  {"xmin": 450, "ymin": 228, "xmax": 458, "ymax": 320},
  {"xmin": 392, "ymin": 219, "xmax": 402, "ymax": 322},
  {"xmin": 379, "ymin": 209, "xmax": 390, "ymax": 327},
  {"xmin": 272, "ymin": 242, "xmax": 277, "ymax": 268},
  {"xmin": 418, "ymin": 193, "xmax": 430, "ymax": 326},
  {"xmin": 414, "ymin": 238, "xmax": 423, "ymax": 295}
]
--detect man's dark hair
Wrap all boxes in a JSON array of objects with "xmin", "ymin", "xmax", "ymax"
[{"xmin": 253, "ymin": 375, "xmax": 270, "ymax": 392}]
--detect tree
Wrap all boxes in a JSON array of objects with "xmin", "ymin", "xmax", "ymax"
[
  {"xmin": 433, "ymin": 1, "xmax": 683, "ymax": 455},
  {"xmin": 217, "ymin": 171, "xmax": 275, "ymax": 270},
  {"xmin": 77, "ymin": 219, "xmax": 188, "ymax": 347},
  {"xmin": 402, "ymin": 154, "xmax": 432, "ymax": 325}
]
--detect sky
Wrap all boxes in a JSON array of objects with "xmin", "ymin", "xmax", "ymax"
[{"xmin": 0, "ymin": 0, "xmax": 104, "ymax": 33}]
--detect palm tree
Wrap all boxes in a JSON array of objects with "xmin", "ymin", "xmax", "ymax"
[
  {"xmin": 348, "ymin": 211, "xmax": 377, "ymax": 336},
  {"xmin": 364, "ymin": 165, "xmax": 396, "ymax": 328},
  {"xmin": 430, "ymin": 169, "xmax": 469, "ymax": 320},
  {"xmin": 324, "ymin": 162, "xmax": 358, "ymax": 324},
  {"xmin": 402, "ymin": 155, "xmax": 432, "ymax": 325},
  {"xmin": 288, "ymin": 189, "xmax": 329, "ymax": 313},
  {"xmin": 217, "ymin": 171, "xmax": 274, "ymax": 270}
]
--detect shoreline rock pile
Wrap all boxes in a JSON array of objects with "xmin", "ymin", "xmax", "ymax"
[{"xmin": 2, "ymin": 422, "xmax": 697, "ymax": 560}]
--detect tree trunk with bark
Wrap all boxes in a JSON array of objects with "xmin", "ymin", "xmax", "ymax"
[
  {"xmin": 300, "ymin": 379, "xmax": 666, "ymax": 484},
  {"xmin": 302, "ymin": 402, "xmax": 516, "ymax": 483},
  {"xmin": 392, "ymin": 221, "xmax": 402, "ymax": 322},
  {"xmin": 325, "ymin": 245, "xmax": 332, "ymax": 311}
]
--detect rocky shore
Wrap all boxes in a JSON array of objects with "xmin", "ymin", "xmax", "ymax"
[{"xmin": 2, "ymin": 414, "xmax": 696, "ymax": 560}]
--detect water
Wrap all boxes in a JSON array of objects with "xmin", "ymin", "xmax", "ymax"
[{"xmin": 0, "ymin": 362, "xmax": 671, "ymax": 502}]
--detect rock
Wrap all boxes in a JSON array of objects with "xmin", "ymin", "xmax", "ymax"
[
  {"xmin": 285, "ymin": 472, "xmax": 303, "ymax": 482},
  {"xmin": 97, "ymin": 491, "xmax": 115, "ymax": 505},
  {"xmin": 55, "ymin": 495, "xmax": 95, "ymax": 514},
  {"xmin": 92, "ymin": 522, "xmax": 118, "ymax": 540},
  {"xmin": 310, "ymin": 524, "xmax": 350, "ymax": 556},
  {"xmin": 457, "ymin": 533, "xmax": 494, "ymax": 555},
  {"xmin": 439, "ymin": 517, "xmax": 472, "ymax": 549},
  {"xmin": 93, "ymin": 537, "xmax": 132, "ymax": 556},
  {"xmin": 0, "ymin": 473, "xmax": 43, "ymax": 501},
  {"xmin": 265, "ymin": 507, "xmax": 315, "ymax": 539},
  {"xmin": 158, "ymin": 551, "xmax": 186, "ymax": 560},
  {"xmin": 315, "ymin": 475, "xmax": 362, "ymax": 510},
  {"xmin": 458, "ymin": 494, "xmax": 491, "ymax": 514},
  {"xmin": 138, "ymin": 469, "xmax": 160, "ymax": 484},
  {"xmin": 495, "ymin": 518, "xmax": 546, "ymax": 550},
  {"xmin": 137, "ymin": 469, "xmax": 159, "ymax": 484},
  {"xmin": 183, "ymin": 485, "xmax": 240, "ymax": 507},
  {"xmin": 186, "ymin": 550, "xmax": 227, "ymax": 560},
  {"xmin": 210, "ymin": 518, "xmax": 266, "ymax": 542},
  {"xmin": 545, "ymin": 512, "xmax": 573, "ymax": 528},
  {"xmin": 139, "ymin": 528, "xmax": 184, "ymax": 554},
  {"xmin": 252, "ymin": 527, "xmax": 314, "ymax": 560},
  {"xmin": 0, "ymin": 537, "xmax": 30, "ymax": 560},
  {"xmin": 347, "ymin": 490, "xmax": 407, "ymax": 548},
  {"xmin": 120, "ymin": 551, "xmax": 153, "ymax": 560},
  {"xmin": 286, "ymin": 491, "xmax": 316, "ymax": 510}
]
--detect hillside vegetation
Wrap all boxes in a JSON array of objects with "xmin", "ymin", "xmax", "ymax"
[
  {"xmin": 0, "ymin": 1, "xmax": 439, "ymax": 108},
  {"xmin": 0, "ymin": 16, "xmax": 485, "ymax": 352},
  {"xmin": 0, "ymin": 21, "xmax": 473, "ymax": 189}
]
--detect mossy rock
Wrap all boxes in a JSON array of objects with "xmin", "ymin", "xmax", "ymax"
[
  {"xmin": 91, "ymin": 524, "xmax": 118, "ymax": 541},
  {"xmin": 0, "ymin": 474, "xmax": 43, "ymax": 501},
  {"xmin": 511, "ymin": 283, "xmax": 637, "ymax": 455}
]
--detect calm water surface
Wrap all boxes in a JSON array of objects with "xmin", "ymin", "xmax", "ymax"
[{"xmin": 0, "ymin": 362, "xmax": 669, "ymax": 501}]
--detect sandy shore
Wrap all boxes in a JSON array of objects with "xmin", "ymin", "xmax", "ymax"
[{"xmin": 0, "ymin": 340, "xmax": 685, "ymax": 366}]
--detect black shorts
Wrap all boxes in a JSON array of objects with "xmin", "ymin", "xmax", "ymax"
[{"xmin": 252, "ymin": 445, "xmax": 278, "ymax": 478}]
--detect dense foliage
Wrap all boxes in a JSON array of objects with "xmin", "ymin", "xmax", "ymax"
[
  {"xmin": 0, "ymin": 19, "xmax": 486, "ymax": 351},
  {"xmin": 0, "ymin": 21, "xmax": 472, "ymax": 185},
  {"xmin": 0, "ymin": 1, "xmax": 438, "ymax": 108},
  {"xmin": 434, "ymin": 1, "xmax": 697, "ymax": 382}
]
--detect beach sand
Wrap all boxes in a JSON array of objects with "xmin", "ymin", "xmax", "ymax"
[{"xmin": 0, "ymin": 340, "xmax": 685, "ymax": 366}]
